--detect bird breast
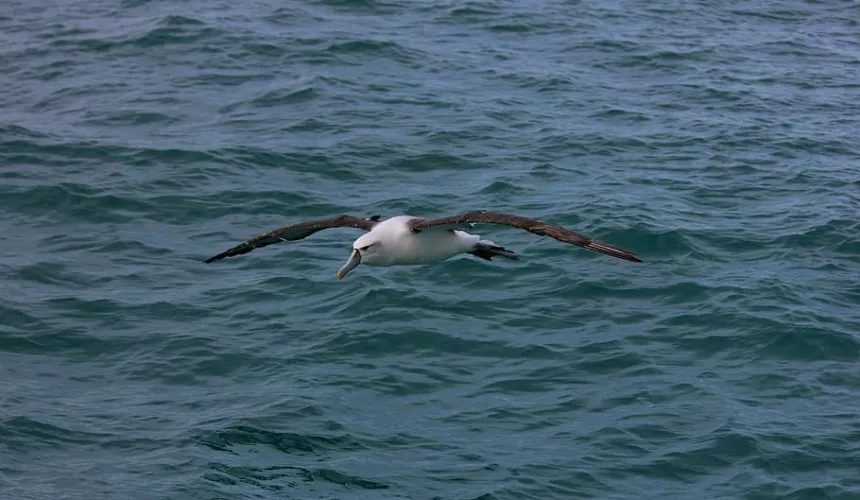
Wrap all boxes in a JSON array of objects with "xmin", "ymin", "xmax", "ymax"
[{"xmin": 379, "ymin": 229, "xmax": 478, "ymax": 266}]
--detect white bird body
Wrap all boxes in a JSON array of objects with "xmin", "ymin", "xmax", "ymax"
[{"xmin": 353, "ymin": 215, "xmax": 480, "ymax": 266}]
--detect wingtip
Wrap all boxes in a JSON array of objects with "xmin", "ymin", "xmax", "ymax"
[
  {"xmin": 618, "ymin": 251, "xmax": 643, "ymax": 263},
  {"xmin": 585, "ymin": 240, "xmax": 643, "ymax": 263},
  {"xmin": 203, "ymin": 252, "xmax": 227, "ymax": 264}
]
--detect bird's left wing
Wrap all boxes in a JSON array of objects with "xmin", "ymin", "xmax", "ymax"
[
  {"xmin": 204, "ymin": 215, "xmax": 381, "ymax": 263},
  {"xmin": 409, "ymin": 210, "xmax": 642, "ymax": 263}
]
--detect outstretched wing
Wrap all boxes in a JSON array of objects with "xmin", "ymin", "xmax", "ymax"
[
  {"xmin": 409, "ymin": 211, "xmax": 642, "ymax": 263},
  {"xmin": 204, "ymin": 215, "xmax": 381, "ymax": 263}
]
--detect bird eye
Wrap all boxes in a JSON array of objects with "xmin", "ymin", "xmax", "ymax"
[{"xmin": 360, "ymin": 245, "xmax": 371, "ymax": 251}]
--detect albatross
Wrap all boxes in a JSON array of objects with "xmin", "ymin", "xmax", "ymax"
[{"xmin": 203, "ymin": 211, "xmax": 642, "ymax": 279}]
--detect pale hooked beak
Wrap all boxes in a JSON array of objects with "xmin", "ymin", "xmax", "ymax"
[{"xmin": 337, "ymin": 249, "xmax": 361, "ymax": 280}]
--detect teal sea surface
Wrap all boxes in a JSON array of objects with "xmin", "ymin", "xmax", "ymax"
[{"xmin": 2, "ymin": 1, "xmax": 859, "ymax": 499}]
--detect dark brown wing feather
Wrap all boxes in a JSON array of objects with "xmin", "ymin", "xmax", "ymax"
[
  {"xmin": 204, "ymin": 215, "xmax": 381, "ymax": 263},
  {"xmin": 409, "ymin": 211, "xmax": 642, "ymax": 263}
]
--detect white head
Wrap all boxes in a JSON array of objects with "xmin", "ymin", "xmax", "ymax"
[{"xmin": 337, "ymin": 232, "xmax": 385, "ymax": 280}]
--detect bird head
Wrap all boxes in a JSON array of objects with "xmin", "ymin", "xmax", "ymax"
[{"xmin": 337, "ymin": 233, "xmax": 384, "ymax": 280}]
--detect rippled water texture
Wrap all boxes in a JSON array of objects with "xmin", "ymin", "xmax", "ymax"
[{"xmin": 2, "ymin": 0, "xmax": 859, "ymax": 498}]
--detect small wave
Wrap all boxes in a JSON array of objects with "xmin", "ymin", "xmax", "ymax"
[
  {"xmin": 0, "ymin": 303, "xmax": 44, "ymax": 337},
  {"xmin": 14, "ymin": 261, "xmax": 93, "ymax": 288},
  {"xmin": 282, "ymin": 117, "xmax": 343, "ymax": 133},
  {"xmin": 774, "ymin": 137, "xmax": 857, "ymax": 156},
  {"xmin": 88, "ymin": 239, "xmax": 174, "ymax": 258},
  {"xmin": 0, "ymin": 416, "xmax": 109, "ymax": 450},
  {"xmin": 202, "ymin": 462, "xmax": 390, "ymax": 493},
  {"xmin": 484, "ymin": 70, "xmax": 576, "ymax": 93},
  {"xmin": 160, "ymin": 15, "xmax": 206, "ymax": 27},
  {"xmin": 314, "ymin": 327, "xmax": 561, "ymax": 362},
  {"xmin": 2, "ymin": 184, "xmax": 151, "ymax": 223},
  {"xmin": 198, "ymin": 420, "xmax": 395, "ymax": 491},
  {"xmin": 181, "ymin": 72, "xmax": 273, "ymax": 88},
  {"xmin": 475, "ymin": 180, "xmax": 536, "ymax": 197},
  {"xmin": 313, "ymin": 0, "xmax": 385, "ymax": 10},
  {"xmin": 588, "ymin": 107, "xmax": 651, "ymax": 122},
  {"xmin": 240, "ymin": 42, "xmax": 287, "ymax": 58},
  {"xmin": 0, "ymin": 123, "xmax": 54, "ymax": 141},
  {"xmin": 388, "ymin": 153, "xmax": 487, "ymax": 173},
  {"xmin": 757, "ymin": 325, "xmax": 860, "ymax": 363},
  {"xmin": 87, "ymin": 110, "xmax": 177, "ymax": 126},
  {"xmin": 448, "ymin": 5, "xmax": 498, "ymax": 18},
  {"xmin": 248, "ymin": 86, "xmax": 317, "ymax": 107},
  {"xmin": 220, "ymin": 147, "xmax": 360, "ymax": 180},
  {"xmin": 729, "ymin": 8, "xmax": 807, "ymax": 22},
  {"xmin": 0, "ymin": 320, "xmax": 126, "ymax": 357},
  {"xmin": 133, "ymin": 17, "xmax": 221, "ymax": 49},
  {"xmin": 201, "ymin": 425, "xmax": 368, "ymax": 454},
  {"xmin": 618, "ymin": 431, "xmax": 759, "ymax": 482},
  {"xmin": 119, "ymin": 334, "xmax": 284, "ymax": 383},
  {"xmin": 772, "ymin": 218, "xmax": 859, "ymax": 251},
  {"xmin": 43, "ymin": 15, "xmax": 221, "ymax": 54},
  {"xmin": 326, "ymin": 39, "xmax": 399, "ymax": 54},
  {"xmin": 586, "ymin": 39, "xmax": 642, "ymax": 52},
  {"xmin": 486, "ymin": 23, "xmax": 532, "ymax": 33},
  {"xmin": 320, "ymin": 38, "xmax": 427, "ymax": 67}
]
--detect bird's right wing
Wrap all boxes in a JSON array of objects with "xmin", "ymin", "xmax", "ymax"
[{"xmin": 204, "ymin": 215, "xmax": 381, "ymax": 263}]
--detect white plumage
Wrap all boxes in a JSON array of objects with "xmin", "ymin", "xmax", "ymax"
[{"xmin": 350, "ymin": 215, "xmax": 480, "ymax": 267}]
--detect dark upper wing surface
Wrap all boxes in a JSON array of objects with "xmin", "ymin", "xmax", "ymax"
[
  {"xmin": 204, "ymin": 215, "xmax": 380, "ymax": 263},
  {"xmin": 409, "ymin": 211, "xmax": 641, "ymax": 262}
]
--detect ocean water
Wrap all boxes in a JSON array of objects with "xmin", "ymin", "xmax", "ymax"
[{"xmin": 2, "ymin": 0, "xmax": 859, "ymax": 498}]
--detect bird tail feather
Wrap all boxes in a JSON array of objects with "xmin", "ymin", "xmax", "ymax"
[{"xmin": 468, "ymin": 241, "xmax": 519, "ymax": 261}]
